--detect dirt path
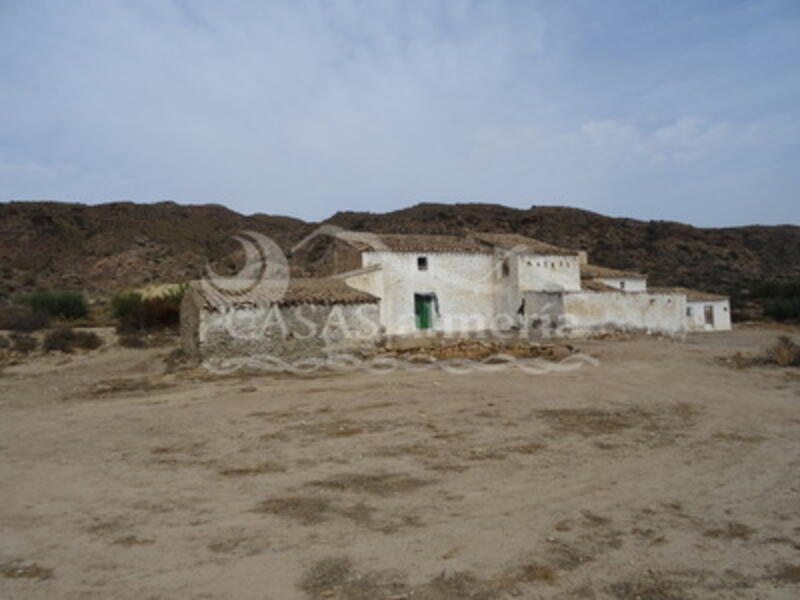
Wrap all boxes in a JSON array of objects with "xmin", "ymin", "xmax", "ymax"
[{"xmin": 1, "ymin": 328, "xmax": 799, "ymax": 599}]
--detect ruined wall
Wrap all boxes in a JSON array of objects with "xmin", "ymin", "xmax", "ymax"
[
  {"xmin": 523, "ymin": 290, "xmax": 686, "ymax": 337},
  {"xmin": 686, "ymin": 299, "xmax": 731, "ymax": 332},
  {"xmin": 189, "ymin": 302, "xmax": 381, "ymax": 360}
]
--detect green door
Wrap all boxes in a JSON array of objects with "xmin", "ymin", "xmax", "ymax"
[{"xmin": 414, "ymin": 294, "xmax": 433, "ymax": 330}]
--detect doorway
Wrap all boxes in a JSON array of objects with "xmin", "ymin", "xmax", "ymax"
[
  {"xmin": 414, "ymin": 294, "xmax": 435, "ymax": 330},
  {"xmin": 704, "ymin": 305, "xmax": 714, "ymax": 327}
]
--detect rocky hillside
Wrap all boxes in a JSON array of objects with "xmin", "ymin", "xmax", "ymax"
[{"xmin": 1, "ymin": 201, "xmax": 798, "ymax": 317}]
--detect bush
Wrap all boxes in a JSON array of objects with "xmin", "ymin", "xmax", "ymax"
[
  {"xmin": 10, "ymin": 333, "xmax": 37, "ymax": 353},
  {"xmin": 112, "ymin": 286, "xmax": 185, "ymax": 331},
  {"xmin": 0, "ymin": 334, "xmax": 9, "ymax": 349},
  {"xmin": 43, "ymin": 328, "xmax": 103, "ymax": 353},
  {"xmin": 0, "ymin": 305, "xmax": 49, "ymax": 331},
  {"xmin": 20, "ymin": 289, "xmax": 88, "ymax": 320},
  {"xmin": 118, "ymin": 332, "xmax": 145, "ymax": 348},
  {"xmin": 767, "ymin": 336, "xmax": 800, "ymax": 367}
]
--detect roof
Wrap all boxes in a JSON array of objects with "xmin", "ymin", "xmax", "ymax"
[
  {"xmin": 191, "ymin": 277, "xmax": 379, "ymax": 308},
  {"xmin": 580, "ymin": 279, "xmax": 620, "ymax": 292},
  {"xmin": 472, "ymin": 233, "xmax": 579, "ymax": 256},
  {"xmin": 649, "ymin": 287, "xmax": 728, "ymax": 302},
  {"xmin": 580, "ymin": 263, "xmax": 645, "ymax": 280},
  {"xmin": 338, "ymin": 232, "xmax": 578, "ymax": 256}
]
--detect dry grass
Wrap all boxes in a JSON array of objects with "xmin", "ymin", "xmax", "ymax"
[
  {"xmin": 772, "ymin": 563, "xmax": 800, "ymax": 584},
  {"xmin": 253, "ymin": 495, "xmax": 379, "ymax": 529},
  {"xmin": 91, "ymin": 376, "xmax": 174, "ymax": 396},
  {"xmin": 254, "ymin": 495, "xmax": 333, "ymax": 525},
  {"xmin": 1, "ymin": 561, "xmax": 54, "ymax": 580},
  {"xmin": 298, "ymin": 557, "xmax": 561, "ymax": 600},
  {"xmin": 535, "ymin": 408, "xmax": 634, "ymax": 436},
  {"xmin": 218, "ymin": 461, "xmax": 285, "ymax": 476},
  {"xmin": 112, "ymin": 535, "xmax": 155, "ymax": 547},
  {"xmin": 308, "ymin": 472, "xmax": 432, "ymax": 496},
  {"xmin": 768, "ymin": 336, "xmax": 800, "ymax": 367},
  {"xmin": 703, "ymin": 521, "xmax": 756, "ymax": 541}
]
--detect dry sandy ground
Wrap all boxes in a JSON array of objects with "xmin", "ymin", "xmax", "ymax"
[{"xmin": 1, "ymin": 327, "xmax": 799, "ymax": 599}]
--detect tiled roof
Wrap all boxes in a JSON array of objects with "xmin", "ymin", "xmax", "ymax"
[
  {"xmin": 339, "ymin": 232, "xmax": 578, "ymax": 255},
  {"xmin": 473, "ymin": 233, "xmax": 579, "ymax": 256},
  {"xmin": 649, "ymin": 287, "xmax": 728, "ymax": 302},
  {"xmin": 580, "ymin": 263, "xmax": 646, "ymax": 280},
  {"xmin": 580, "ymin": 279, "xmax": 620, "ymax": 292},
  {"xmin": 191, "ymin": 278, "xmax": 378, "ymax": 308}
]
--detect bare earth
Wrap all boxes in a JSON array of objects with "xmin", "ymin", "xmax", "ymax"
[{"xmin": 1, "ymin": 327, "xmax": 799, "ymax": 599}]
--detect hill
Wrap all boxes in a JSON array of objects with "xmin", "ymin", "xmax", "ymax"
[{"xmin": 1, "ymin": 200, "xmax": 798, "ymax": 318}]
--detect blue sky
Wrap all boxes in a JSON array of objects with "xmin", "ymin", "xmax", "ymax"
[{"xmin": 1, "ymin": 0, "xmax": 798, "ymax": 226}]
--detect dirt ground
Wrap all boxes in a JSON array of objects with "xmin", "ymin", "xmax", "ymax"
[{"xmin": 1, "ymin": 327, "xmax": 799, "ymax": 599}]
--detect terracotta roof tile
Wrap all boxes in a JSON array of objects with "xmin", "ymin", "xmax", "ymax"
[
  {"xmin": 580, "ymin": 263, "xmax": 646, "ymax": 280},
  {"xmin": 191, "ymin": 278, "xmax": 378, "ymax": 308},
  {"xmin": 649, "ymin": 287, "xmax": 728, "ymax": 302}
]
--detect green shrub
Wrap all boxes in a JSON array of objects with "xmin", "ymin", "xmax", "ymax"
[
  {"xmin": 20, "ymin": 289, "xmax": 88, "ymax": 320},
  {"xmin": 43, "ymin": 328, "xmax": 103, "ymax": 353},
  {"xmin": 10, "ymin": 333, "xmax": 37, "ymax": 353},
  {"xmin": 111, "ymin": 291, "xmax": 143, "ymax": 329},
  {"xmin": 112, "ymin": 285, "xmax": 185, "ymax": 331},
  {"xmin": 0, "ymin": 305, "xmax": 49, "ymax": 331}
]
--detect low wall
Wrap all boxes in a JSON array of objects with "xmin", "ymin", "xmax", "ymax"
[
  {"xmin": 523, "ymin": 291, "xmax": 686, "ymax": 337},
  {"xmin": 187, "ymin": 302, "xmax": 382, "ymax": 360}
]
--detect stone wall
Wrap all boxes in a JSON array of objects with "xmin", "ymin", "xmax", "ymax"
[{"xmin": 183, "ymin": 298, "xmax": 382, "ymax": 360}]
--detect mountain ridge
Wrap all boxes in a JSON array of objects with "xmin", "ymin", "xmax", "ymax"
[{"xmin": 1, "ymin": 200, "xmax": 798, "ymax": 318}]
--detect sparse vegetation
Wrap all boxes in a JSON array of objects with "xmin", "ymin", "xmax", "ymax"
[
  {"xmin": 112, "ymin": 285, "xmax": 185, "ymax": 331},
  {"xmin": 20, "ymin": 289, "xmax": 88, "ymax": 320},
  {"xmin": 767, "ymin": 335, "xmax": 800, "ymax": 367},
  {"xmin": 10, "ymin": 332, "xmax": 37, "ymax": 353},
  {"xmin": 43, "ymin": 327, "xmax": 102, "ymax": 352},
  {"xmin": 751, "ymin": 281, "xmax": 800, "ymax": 321},
  {"xmin": 0, "ymin": 304, "xmax": 49, "ymax": 331}
]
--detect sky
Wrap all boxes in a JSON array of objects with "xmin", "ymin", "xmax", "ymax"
[{"xmin": 1, "ymin": 0, "xmax": 798, "ymax": 226}]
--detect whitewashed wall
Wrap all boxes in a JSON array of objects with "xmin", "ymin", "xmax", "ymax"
[
  {"xmin": 517, "ymin": 254, "xmax": 581, "ymax": 292},
  {"xmin": 596, "ymin": 277, "xmax": 647, "ymax": 292},
  {"xmin": 686, "ymin": 299, "xmax": 732, "ymax": 331},
  {"xmin": 523, "ymin": 290, "xmax": 686, "ymax": 337},
  {"xmin": 360, "ymin": 251, "xmax": 499, "ymax": 335}
]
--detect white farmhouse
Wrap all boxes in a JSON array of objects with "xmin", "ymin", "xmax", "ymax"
[
  {"xmin": 181, "ymin": 231, "xmax": 731, "ymax": 359},
  {"xmin": 325, "ymin": 232, "xmax": 729, "ymax": 338}
]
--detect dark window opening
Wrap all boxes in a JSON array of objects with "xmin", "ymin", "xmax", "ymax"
[
  {"xmin": 417, "ymin": 256, "xmax": 428, "ymax": 271},
  {"xmin": 501, "ymin": 259, "xmax": 510, "ymax": 277}
]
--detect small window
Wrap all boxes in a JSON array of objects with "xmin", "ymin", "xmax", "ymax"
[
  {"xmin": 417, "ymin": 256, "xmax": 428, "ymax": 271},
  {"xmin": 501, "ymin": 259, "xmax": 510, "ymax": 277},
  {"xmin": 687, "ymin": 307, "xmax": 692, "ymax": 317},
  {"xmin": 619, "ymin": 281, "xmax": 626, "ymax": 290}
]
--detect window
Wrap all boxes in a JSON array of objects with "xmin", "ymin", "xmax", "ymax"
[
  {"xmin": 619, "ymin": 281, "xmax": 626, "ymax": 290},
  {"xmin": 417, "ymin": 256, "xmax": 428, "ymax": 271},
  {"xmin": 501, "ymin": 259, "xmax": 510, "ymax": 277},
  {"xmin": 687, "ymin": 307, "xmax": 693, "ymax": 317}
]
